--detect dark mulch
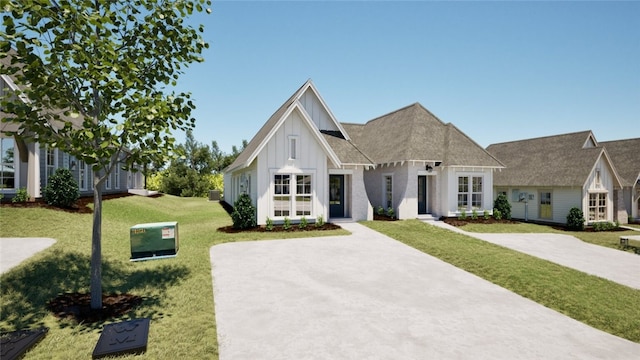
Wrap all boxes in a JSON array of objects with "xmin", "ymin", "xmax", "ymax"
[
  {"xmin": 443, "ymin": 217, "xmax": 520, "ymax": 227},
  {"xmin": 218, "ymin": 223, "xmax": 341, "ymax": 233},
  {"xmin": 373, "ymin": 214, "xmax": 397, "ymax": 221},
  {"xmin": 47, "ymin": 292, "xmax": 143, "ymax": 324},
  {"xmin": 0, "ymin": 192, "xmax": 143, "ymax": 214}
]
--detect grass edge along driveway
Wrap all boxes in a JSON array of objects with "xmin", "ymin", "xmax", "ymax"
[{"xmin": 363, "ymin": 219, "xmax": 640, "ymax": 344}]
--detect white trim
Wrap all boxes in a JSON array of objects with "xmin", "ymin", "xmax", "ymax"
[
  {"xmin": 329, "ymin": 169, "xmax": 354, "ymax": 175},
  {"xmin": 288, "ymin": 135, "xmax": 299, "ymax": 160},
  {"xmin": 383, "ymin": 173, "xmax": 393, "ymax": 209},
  {"xmin": 0, "ymin": 137, "xmax": 19, "ymax": 192}
]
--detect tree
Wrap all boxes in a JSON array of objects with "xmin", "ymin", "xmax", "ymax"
[
  {"xmin": 162, "ymin": 130, "xmax": 215, "ymax": 197},
  {"xmin": 1, "ymin": 0, "xmax": 210, "ymax": 309}
]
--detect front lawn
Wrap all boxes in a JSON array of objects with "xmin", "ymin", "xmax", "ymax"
[
  {"xmin": 0, "ymin": 195, "xmax": 348, "ymax": 359},
  {"xmin": 460, "ymin": 222, "xmax": 640, "ymax": 251},
  {"xmin": 364, "ymin": 220, "xmax": 640, "ymax": 343}
]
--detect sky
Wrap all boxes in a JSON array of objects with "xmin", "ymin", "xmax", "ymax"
[{"xmin": 174, "ymin": 0, "xmax": 639, "ymax": 154}]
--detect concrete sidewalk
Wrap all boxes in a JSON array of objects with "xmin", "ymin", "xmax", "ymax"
[
  {"xmin": 210, "ymin": 222, "xmax": 640, "ymax": 359},
  {"xmin": 425, "ymin": 220, "xmax": 640, "ymax": 289},
  {"xmin": 0, "ymin": 237, "xmax": 56, "ymax": 274}
]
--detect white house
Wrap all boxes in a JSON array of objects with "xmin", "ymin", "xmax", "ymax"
[
  {"xmin": 224, "ymin": 80, "xmax": 505, "ymax": 225},
  {"xmin": 487, "ymin": 131, "xmax": 624, "ymax": 225},
  {"xmin": 601, "ymin": 138, "xmax": 640, "ymax": 222}
]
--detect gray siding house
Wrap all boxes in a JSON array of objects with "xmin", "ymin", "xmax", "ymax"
[
  {"xmin": 600, "ymin": 138, "xmax": 640, "ymax": 222},
  {"xmin": 224, "ymin": 80, "xmax": 504, "ymax": 225},
  {"xmin": 487, "ymin": 131, "xmax": 624, "ymax": 225}
]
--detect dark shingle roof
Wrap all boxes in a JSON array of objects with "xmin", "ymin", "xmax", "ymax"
[
  {"xmin": 487, "ymin": 131, "xmax": 605, "ymax": 187},
  {"xmin": 342, "ymin": 103, "xmax": 504, "ymax": 167},
  {"xmin": 600, "ymin": 138, "xmax": 640, "ymax": 186},
  {"xmin": 321, "ymin": 131, "xmax": 374, "ymax": 165}
]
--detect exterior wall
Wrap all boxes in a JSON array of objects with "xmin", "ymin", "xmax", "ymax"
[
  {"xmin": 362, "ymin": 163, "xmax": 408, "ymax": 217},
  {"xmin": 254, "ymin": 109, "xmax": 329, "ymax": 225},
  {"xmin": 443, "ymin": 167, "xmax": 495, "ymax": 217},
  {"xmin": 581, "ymin": 155, "xmax": 616, "ymax": 223},
  {"xmin": 299, "ymin": 89, "xmax": 340, "ymax": 132},
  {"xmin": 328, "ymin": 166, "xmax": 373, "ymax": 222},
  {"xmin": 495, "ymin": 186, "xmax": 582, "ymax": 224}
]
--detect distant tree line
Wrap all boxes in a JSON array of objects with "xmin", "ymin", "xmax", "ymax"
[{"xmin": 147, "ymin": 130, "xmax": 246, "ymax": 197}]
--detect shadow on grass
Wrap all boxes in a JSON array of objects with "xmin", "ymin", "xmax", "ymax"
[{"xmin": 0, "ymin": 249, "xmax": 189, "ymax": 331}]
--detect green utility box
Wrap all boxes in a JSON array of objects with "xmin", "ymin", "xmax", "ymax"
[{"xmin": 130, "ymin": 221, "xmax": 179, "ymax": 260}]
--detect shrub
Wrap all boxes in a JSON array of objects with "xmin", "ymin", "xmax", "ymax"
[
  {"xmin": 265, "ymin": 217, "xmax": 274, "ymax": 231},
  {"xmin": 483, "ymin": 210, "xmax": 490, "ymax": 220},
  {"xmin": 493, "ymin": 194, "xmax": 511, "ymax": 220},
  {"xmin": 386, "ymin": 207, "xmax": 395, "ymax": 219},
  {"xmin": 458, "ymin": 210, "xmax": 467, "ymax": 220},
  {"xmin": 316, "ymin": 215, "xmax": 325, "ymax": 227},
  {"xmin": 471, "ymin": 209, "xmax": 478, "ymax": 220},
  {"xmin": 592, "ymin": 221, "xmax": 616, "ymax": 232},
  {"xmin": 231, "ymin": 193, "xmax": 256, "ymax": 229},
  {"xmin": 566, "ymin": 207, "xmax": 585, "ymax": 231},
  {"xmin": 12, "ymin": 187, "xmax": 30, "ymax": 203},
  {"xmin": 283, "ymin": 217, "xmax": 291, "ymax": 230},
  {"xmin": 493, "ymin": 209, "xmax": 503, "ymax": 220},
  {"xmin": 376, "ymin": 206, "xmax": 384, "ymax": 216},
  {"xmin": 43, "ymin": 168, "xmax": 79, "ymax": 208},
  {"xmin": 299, "ymin": 216, "xmax": 308, "ymax": 229}
]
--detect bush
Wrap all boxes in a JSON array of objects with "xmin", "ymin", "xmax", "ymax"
[
  {"xmin": 458, "ymin": 210, "xmax": 467, "ymax": 220},
  {"xmin": 12, "ymin": 187, "xmax": 30, "ymax": 203},
  {"xmin": 376, "ymin": 206, "xmax": 384, "ymax": 216},
  {"xmin": 493, "ymin": 194, "xmax": 511, "ymax": 220},
  {"xmin": 43, "ymin": 168, "xmax": 79, "ymax": 208},
  {"xmin": 386, "ymin": 207, "xmax": 395, "ymax": 219},
  {"xmin": 231, "ymin": 194, "xmax": 256, "ymax": 229},
  {"xmin": 592, "ymin": 221, "xmax": 617, "ymax": 232},
  {"xmin": 566, "ymin": 207, "xmax": 585, "ymax": 231},
  {"xmin": 283, "ymin": 217, "xmax": 291, "ymax": 230},
  {"xmin": 471, "ymin": 209, "xmax": 478, "ymax": 220},
  {"xmin": 483, "ymin": 210, "xmax": 490, "ymax": 220},
  {"xmin": 316, "ymin": 215, "xmax": 325, "ymax": 227},
  {"xmin": 299, "ymin": 216, "xmax": 308, "ymax": 229},
  {"xmin": 265, "ymin": 217, "xmax": 273, "ymax": 231},
  {"xmin": 493, "ymin": 209, "xmax": 503, "ymax": 220}
]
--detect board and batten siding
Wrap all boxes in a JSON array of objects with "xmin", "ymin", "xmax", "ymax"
[
  {"xmin": 299, "ymin": 88, "xmax": 341, "ymax": 132},
  {"xmin": 255, "ymin": 108, "xmax": 329, "ymax": 225},
  {"xmin": 501, "ymin": 187, "xmax": 581, "ymax": 224},
  {"xmin": 581, "ymin": 155, "xmax": 616, "ymax": 222}
]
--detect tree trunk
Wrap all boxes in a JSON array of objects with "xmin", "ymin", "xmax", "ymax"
[{"xmin": 90, "ymin": 176, "xmax": 103, "ymax": 310}]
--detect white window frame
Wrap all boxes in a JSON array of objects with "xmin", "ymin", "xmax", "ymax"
[
  {"xmin": 0, "ymin": 137, "xmax": 18, "ymax": 191},
  {"xmin": 105, "ymin": 170, "xmax": 111, "ymax": 190},
  {"xmin": 383, "ymin": 174, "xmax": 393, "ymax": 209},
  {"xmin": 458, "ymin": 175, "xmax": 485, "ymax": 211},
  {"xmin": 273, "ymin": 174, "xmax": 291, "ymax": 217},
  {"xmin": 295, "ymin": 174, "xmax": 312, "ymax": 216},
  {"xmin": 45, "ymin": 146, "xmax": 58, "ymax": 185},
  {"xmin": 114, "ymin": 166, "xmax": 120, "ymax": 189},
  {"xmin": 271, "ymin": 170, "xmax": 314, "ymax": 219},
  {"xmin": 288, "ymin": 135, "xmax": 299, "ymax": 160},
  {"xmin": 588, "ymin": 192, "xmax": 607, "ymax": 222},
  {"xmin": 78, "ymin": 161, "xmax": 88, "ymax": 191}
]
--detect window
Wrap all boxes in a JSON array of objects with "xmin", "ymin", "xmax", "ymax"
[
  {"xmin": 105, "ymin": 171, "xmax": 111, "ymax": 189},
  {"xmin": 1, "ymin": 138, "xmax": 16, "ymax": 189},
  {"xmin": 457, "ymin": 176, "xmax": 468, "ymax": 209},
  {"xmin": 274, "ymin": 174, "xmax": 290, "ymax": 217},
  {"xmin": 296, "ymin": 175, "xmax": 312, "ymax": 216},
  {"xmin": 588, "ymin": 193, "xmax": 607, "ymax": 221},
  {"xmin": 384, "ymin": 175, "xmax": 393, "ymax": 209},
  {"xmin": 472, "ymin": 177, "xmax": 483, "ymax": 209},
  {"xmin": 78, "ymin": 161, "xmax": 87, "ymax": 190},
  {"xmin": 595, "ymin": 169, "xmax": 601, "ymax": 189},
  {"xmin": 289, "ymin": 136, "xmax": 298, "ymax": 160},
  {"xmin": 114, "ymin": 166, "xmax": 120, "ymax": 189},
  {"xmin": 459, "ymin": 176, "xmax": 484, "ymax": 210},
  {"xmin": 45, "ymin": 147, "xmax": 57, "ymax": 185}
]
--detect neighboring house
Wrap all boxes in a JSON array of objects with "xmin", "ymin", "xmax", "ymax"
[
  {"xmin": 487, "ymin": 131, "xmax": 624, "ymax": 225},
  {"xmin": 600, "ymin": 138, "xmax": 640, "ymax": 222},
  {"xmin": 0, "ymin": 55, "xmax": 143, "ymax": 200},
  {"xmin": 224, "ymin": 80, "xmax": 504, "ymax": 225}
]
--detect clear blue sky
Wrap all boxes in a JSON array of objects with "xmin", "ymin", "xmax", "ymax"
[{"xmin": 175, "ymin": 0, "xmax": 639, "ymax": 153}]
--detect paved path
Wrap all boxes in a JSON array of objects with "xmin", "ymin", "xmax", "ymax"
[
  {"xmin": 0, "ymin": 237, "xmax": 56, "ymax": 274},
  {"xmin": 425, "ymin": 220, "xmax": 640, "ymax": 289},
  {"xmin": 210, "ymin": 222, "xmax": 640, "ymax": 359}
]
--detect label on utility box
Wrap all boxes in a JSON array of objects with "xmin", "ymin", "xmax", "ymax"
[{"xmin": 162, "ymin": 227, "xmax": 174, "ymax": 239}]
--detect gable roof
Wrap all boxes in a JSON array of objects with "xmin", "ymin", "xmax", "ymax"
[
  {"xmin": 487, "ymin": 130, "xmax": 618, "ymax": 187},
  {"xmin": 343, "ymin": 103, "xmax": 504, "ymax": 167},
  {"xmin": 224, "ymin": 80, "xmax": 356, "ymax": 173},
  {"xmin": 600, "ymin": 138, "xmax": 640, "ymax": 186}
]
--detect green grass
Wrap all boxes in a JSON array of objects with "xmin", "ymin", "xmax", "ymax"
[
  {"xmin": 461, "ymin": 222, "xmax": 640, "ymax": 251},
  {"xmin": 363, "ymin": 219, "xmax": 640, "ymax": 343},
  {"xmin": 0, "ymin": 195, "xmax": 348, "ymax": 359}
]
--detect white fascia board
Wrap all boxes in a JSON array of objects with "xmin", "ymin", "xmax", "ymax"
[
  {"xmin": 584, "ymin": 149, "xmax": 623, "ymax": 190},
  {"xmin": 2, "ymin": 75, "xmax": 31, "ymax": 105},
  {"xmin": 305, "ymin": 81, "xmax": 351, "ymax": 141},
  {"xmin": 294, "ymin": 101, "xmax": 342, "ymax": 168}
]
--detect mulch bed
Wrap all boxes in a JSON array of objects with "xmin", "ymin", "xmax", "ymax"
[
  {"xmin": 0, "ymin": 192, "xmax": 151, "ymax": 214},
  {"xmin": 373, "ymin": 214, "xmax": 397, "ymax": 221},
  {"xmin": 443, "ymin": 217, "xmax": 521, "ymax": 227},
  {"xmin": 47, "ymin": 293, "xmax": 143, "ymax": 324},
  {"xmin": 218, "ymin": 223, "xmax": 341, "ymax": 233}
]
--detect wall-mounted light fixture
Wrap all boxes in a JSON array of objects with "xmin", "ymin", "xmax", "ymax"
[{"xmin": 425, "ymin": 164, "xmax": 433, "ymax": 172}]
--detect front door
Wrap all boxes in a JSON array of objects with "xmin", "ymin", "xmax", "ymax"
[
  {"xmin": 418, "ymin": 175, "xmax": 427, "ymax": 214},
  {"xmin": 329, "ymin": 175, "xmax": 344, "ymax": 218},
  {"xmin": 540, "ymin": 191, "xmax": 552, "ymax": 219}
]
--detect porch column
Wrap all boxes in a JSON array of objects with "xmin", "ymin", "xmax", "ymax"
[{"xmin": 27, "ymin": 141, "xmax": 40, "ymax": 199}]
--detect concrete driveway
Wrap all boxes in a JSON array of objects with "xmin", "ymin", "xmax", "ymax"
[
  {"xmin": 210, "ymin": 222, "xmax": 640, "ymax": 359},
  {"xmin": 0, "ymin": 237, "xmax": 56, "ymax": 274}
]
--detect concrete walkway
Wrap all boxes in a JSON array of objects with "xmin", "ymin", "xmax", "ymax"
[
  {"xmin": 0, "ymin": 237, "xmax": 56, "ymax": 274},
  {"xmin": 210, "ymin": 222, "xmax": 640, "ymax": 359},
  {"xmin": 425, "ymin": 220, "xmax": 640, "ymax": 290}
]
